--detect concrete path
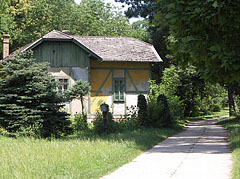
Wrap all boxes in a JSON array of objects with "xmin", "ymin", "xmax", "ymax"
[{"xmin": 102, "ymin": 117, "xmax": 233, "ymax": 179}]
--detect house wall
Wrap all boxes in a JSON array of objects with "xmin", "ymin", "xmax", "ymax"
[
  {"xmin": 31, "ymin": 41, "xmax": 90, "ymax": 115},
  {"xmin": 33, "ymin": 41, "xmax": 89, "ymax": 67},
  {"xmin": 47, "ymin": 67, "xmax": 89, "ymax": 115},
  {"xmin": 90, "ymin": 60, "xmax": 151, "ymax": 117}
]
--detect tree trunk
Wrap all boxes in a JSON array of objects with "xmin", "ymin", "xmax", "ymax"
[
  {"xmin": 80, "ymin": 97, "xmax": 84, "ymax": 116},
  {"xmin": 228, "ymin": 86, "xmax": 236, "ymax": 116}
]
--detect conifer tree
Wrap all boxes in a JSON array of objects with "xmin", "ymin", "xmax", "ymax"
[{"xmin": 0, "ymin": 51, "xmax": 72, "ymax": 137}]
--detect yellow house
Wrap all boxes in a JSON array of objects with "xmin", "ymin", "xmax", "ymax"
[{"xmin": 1, "ymin": 30, "xmax": 162, "ymax": 118}]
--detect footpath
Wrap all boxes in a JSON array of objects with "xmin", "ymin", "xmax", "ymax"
[{"xmin": 102, "ymin": 117, "xmax": 233, "ymax": 179}]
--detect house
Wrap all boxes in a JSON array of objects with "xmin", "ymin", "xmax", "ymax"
[{"xmin": 1, "ymin": 30, "xmax": 162, "ymax": 118}]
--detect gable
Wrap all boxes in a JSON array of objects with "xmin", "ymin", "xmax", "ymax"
[{"xmin": 33, "ymin": 41, "xmax": 89, "ymax": 67}]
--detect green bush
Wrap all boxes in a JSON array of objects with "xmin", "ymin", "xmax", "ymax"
[
  {"xmin": 93, "ymin": 112, "xmax": 117, "ymax": 135},
  {"xmin": 157, "ymin": 94, "xmax": 175, "ymax": 127},
  {"xmin": 137, "ymin": 94, "xmax": 148, "ymax": 126},
  {"xmin": 0, "ymin": 52, "xmax": 73, "ymax": 138},
  {"xmin": 118, "ymin": 118, "xmax": 140, "ymax": 131},
  {"xmin": 0, "ymin": 127, "xmax": 8, "ymax": 136},
  {"xmin": 71, "ymin": 113, "xmax": 88, "ymax": 131}
]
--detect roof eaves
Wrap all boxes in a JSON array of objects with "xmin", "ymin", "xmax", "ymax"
[
  {"xmin": 150, "ymin": 45, "xmax": 163, "ymax": 62},
  {"xmin": 24, "ymin": 38, "xmax": 43, "ymax": 51}
]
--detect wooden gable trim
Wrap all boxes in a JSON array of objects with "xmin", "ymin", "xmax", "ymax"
[{"xmin": 23, "ymin": 38, "xmax": 103, "ymax": 62}]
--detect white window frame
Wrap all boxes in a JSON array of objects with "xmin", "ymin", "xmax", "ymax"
[{"xmin": 55, "ymin": 77, "xmax": 70, "ymax": 94}]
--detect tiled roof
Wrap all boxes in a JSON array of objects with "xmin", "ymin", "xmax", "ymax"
[
  {"xmin": 1, "ymin": 30, "xmax": 162, "ymax": 62},
  {"xmin": 74, "ymin": 36, "xmax": 161, "ymax": 62}
]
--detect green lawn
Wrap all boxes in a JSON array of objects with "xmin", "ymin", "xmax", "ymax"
[
  {"xmin": 0, "ymin": 128, "xmax": 178, "ymax": 179},
  {"xmin": 218, "ymin": 116, "xmax": 240, "ymax": 179},
  {"xmin": 0, "ymin": 109, "xmax": 229, "ymax": 179}
]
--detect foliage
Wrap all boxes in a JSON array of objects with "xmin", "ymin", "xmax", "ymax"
[
  {"xmin": 115, "ymin": 0, "xmax": 172, "ymax": 82},
  {"xmin": 125, "ymin": 105, "xmax": 138, "ymax": 120},
  {"xmin": 0, "ymin": 51, "xmax": 72, "ymax": 138},
  {"xmin": 1, "ymin": 0, "xmax": 142, "ymax": 58},
  {"xmin": 157, "ymin": 94, "xmax": 174, "ymax": 127},
  {"xmin": 176, "ymin": 66, "xmax": 227, "ymax": 116},
  {"xmin": 155, "ymin": 0, "xmax": 240, "ymax": 84},
  {"xmin": 131, "ymin": 20, "xmax": 151, "ymax": 43},
  {"xmin": 64, "ymin": 80, "xmax": 90, "ymax": 115},
  {"xmin": 93, "ymin": 111, "xmax": 117, "ymax": 135},
  {"xmin": 218, "ymin": 116, "xmax": 240, "ymax": 179},
  {"xmin": 149, "ymin": 66, "xmax": 184, "ymax": 122},
  {"xmin": 118, "ymin": 118, "xmax": 140, "ymax": 131},
  {"xmin": 137, "ymin": 94, "xmax": 148, "ymax": 126},
  {"xmin": 71, "ymin": 113, "xmax": 88, "ymax": 131}
]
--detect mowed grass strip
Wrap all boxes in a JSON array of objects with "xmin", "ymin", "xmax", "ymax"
[
  {"xmin": 0, "ymin": 128, "xmax": 178, "ymax": 179},
  {"xmin": 218, "ymin": 116, "xmax": 240, "ymax": 179}
]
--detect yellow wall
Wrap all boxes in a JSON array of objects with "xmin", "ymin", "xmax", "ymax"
[{"xmin": 90, "ymin": 60, "xmax": 151, "ymax": 114}]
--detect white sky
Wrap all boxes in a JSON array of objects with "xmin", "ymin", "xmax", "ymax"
[{"xmin": 74, "ymin": 0, "xmax": 140, "ymax": 23}]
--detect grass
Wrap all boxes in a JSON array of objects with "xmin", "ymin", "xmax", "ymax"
[
  {"xmin": 0, "ymin": 128, "xmax": 179, "ymax": 179},
  {"xmin": 184, "ymin": 108, "xmax": 229, "ymax": 123},
  {"xmin": 0, "ymin": 109, "xmax": 229, "ymax": 179},
  {"xmin": 218, "ymin": 116, "xmax": 240, "ymax": 179}
]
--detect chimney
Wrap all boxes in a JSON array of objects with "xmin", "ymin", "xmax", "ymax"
[{"xmin": 3, "ymin": 34, "xmax": 10, "ymax": 59}]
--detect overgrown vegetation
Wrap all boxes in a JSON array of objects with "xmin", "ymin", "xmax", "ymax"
[
  {"xmin": 218, "ymin": 116, "xmax": 240, "ymax": 179},
  {"xmin": 0, "ymin": 127, "xmax": 178, "ymax": 179},
  {"xmin": 0, "ymin": 52, "xmax": 72, "ymax": 138}
]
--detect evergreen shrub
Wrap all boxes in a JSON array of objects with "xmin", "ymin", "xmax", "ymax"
[
  {"xmin": 137, "ymin": 94, "xmax": 148, "ymax": 126},
  {"xmin": 0, "ymin": 52, "xmax": 72, "ymax": 138}
]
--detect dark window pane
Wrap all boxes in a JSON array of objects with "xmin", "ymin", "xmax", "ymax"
[{"xmin": 64, "ymin": 85, "xmax": 68, "ymax": 90}]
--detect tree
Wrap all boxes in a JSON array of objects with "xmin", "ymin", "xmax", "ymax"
[
  {"xmin": 155, "ymin": 0, "xmax": 240, "ymax": 84},
  {"xmin": 0, "ymin": 0, "xmax": 16, "ymax": 58},
  {"xmin": 0, "ymin": 51, "xmax": 72, "ymax": 137},
  {"xmin": 64, "ymin": 80, "xmax": 90, "ymax": 116},
  {"xmin": 115, "ymin": 0, "xmax": 173, "ymax": 82},
  {"xmin": 1, "ymin": 0, "xmax": 140, "ymax": 57}
]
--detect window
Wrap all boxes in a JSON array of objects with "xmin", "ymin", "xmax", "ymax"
[
  {"xmin": 57, "ymin": 78, "xmax": 69, "ymax": 93},
  {"xmin": 113, "ymin": 79, "xmax": 124, "ymax": 102}
]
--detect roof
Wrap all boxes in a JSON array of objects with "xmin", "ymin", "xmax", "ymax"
[{"xmin": 1, "ymin": 30, "xmax": 162, "ymax": 62}]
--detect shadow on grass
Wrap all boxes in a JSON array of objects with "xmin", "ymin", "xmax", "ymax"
[{"xmin": 65, "ymin": 127, "xmax": 182, "ymax": 151}]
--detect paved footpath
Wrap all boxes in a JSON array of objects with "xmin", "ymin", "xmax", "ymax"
[{"xmin": 102, "ymin": 117, "xmax": 233, "ymax": 179}]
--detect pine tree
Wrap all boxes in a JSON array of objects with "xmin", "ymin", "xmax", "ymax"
[{"xmin": 0, "ymin": 51, "xmax": 72, "ymax": 137}]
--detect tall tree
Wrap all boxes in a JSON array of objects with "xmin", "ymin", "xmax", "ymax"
[
  {"xmin": 1, "ymin": 0, "xmax": 138, "ymax": 58},
  {"xmin": 0, "ymin": 51, "xmax": 72, "ymax": 137},
  {"xmin": 154, "ymin": 0, "xmax": 240, "ymax": 115},
  {"xmin": 155, "ymin": 0, "xmax": 240, "ymax": 84},
  {"xmin": 115, "ymin": 0, "xmax": 172, "ymax": 82},
  {"xmin": 0, "ymin": 0, "xmax": 16, "ymax": 58}
]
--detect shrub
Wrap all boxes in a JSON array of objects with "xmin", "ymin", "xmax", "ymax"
[
  {"xmin": 64, "ymin": 80, "xmax": 90, "ymax": 115},
  {"xmin": 157, "ymin": 94, "xmax": 175, "ymax": 127},
  {"xmin": 71, "ymin": 113, "xmax": 88, "ymax": 131},
  {"xmin": 0, "ymin": 51, "xmax": 72, "ymax": 138},
  {"xmin": 118, "ymin": 118, "xmax": 140, "ymax": 131},
  {"xmin": 93, "ymin": 111, "xmax": 117, "ymax": 135},
  {"xmin": 137, "ymin": 94, "xmax": 148, "ymax": 126}
]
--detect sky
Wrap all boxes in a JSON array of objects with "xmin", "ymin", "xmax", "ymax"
[{"xmin": 74, "ymin": 0, "xmax": 140, "ymax": 23}]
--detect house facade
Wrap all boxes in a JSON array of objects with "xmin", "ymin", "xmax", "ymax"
[{"xmin": 1, "ymin": 30, "xmax": 162, "ymax": 118}]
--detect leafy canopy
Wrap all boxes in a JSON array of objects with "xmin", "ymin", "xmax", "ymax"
[
  {"xmin": 1, "ymin": 0, "xmax": 141, "ymax": 58},
  {"xmin": 155, "ymin": 0, "xmax": 240, "ymax": 83}
]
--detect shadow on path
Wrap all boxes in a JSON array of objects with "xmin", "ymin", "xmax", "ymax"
[{"xmin": 102, "ymin": 116, "xmax": 233, "ymax": 179}]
